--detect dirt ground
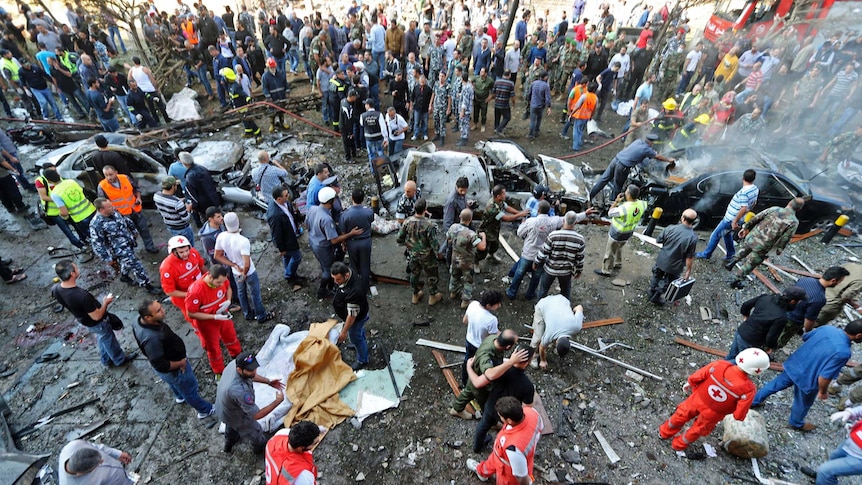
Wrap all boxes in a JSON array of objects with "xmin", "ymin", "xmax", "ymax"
[{"xmin": 3, "ymin": 79, "xmax": 862, "ymax": 485}]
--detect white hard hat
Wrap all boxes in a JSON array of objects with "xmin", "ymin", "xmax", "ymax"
[
  {"xmin": 735, "ymin": 348, "xmax": 770, "ymax": 376},
  {"xmin": 318, "ymin": 187, "xmax": 337, "ymax": 204},
  {"xmin": 168, "ymin": 235, "xmax": 192, "ymax": 252}
]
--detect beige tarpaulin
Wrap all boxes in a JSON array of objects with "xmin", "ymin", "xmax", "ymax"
[{"xmin": 283, "ymin": 319, "xmax": 357, "ymax": 429}]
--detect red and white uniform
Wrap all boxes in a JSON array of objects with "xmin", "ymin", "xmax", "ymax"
[
  {"xmin": 659, "ymin": 359, "xmax": 755, "ymax": 451},
  {"xmin": 185, "ymin": 278, "xmax": 240, "ymax": 374},
  {"xmin": 476, "ymin": 405, "xmax": 543, "ymax": 484},
  {"xmin": 265, "ymin": 429, "xmax": 318, "ymax": 485},
  {"xmin": 159, "ymin": 249, "xmax": 207, "ymax": 319}
]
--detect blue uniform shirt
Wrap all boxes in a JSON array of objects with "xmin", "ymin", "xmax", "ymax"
[
  {"xmin": 615, "ymin": 139, "xmax": 657, "ymax": 168},
  {"xmin": 786, "ymin": 277, "xmax": 827, "ymax": 324},
  {"xmin": 782, "ymin": 326, "xmax": 851, "ymax": 393}
]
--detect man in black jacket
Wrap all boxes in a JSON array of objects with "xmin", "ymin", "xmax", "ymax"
[
  {"xmin": 179, "ymin": 151, "xmax": 222, "ymax": 220},
  {"xmin": 340, "ymin": 89, "xmax": 358, "ymax": 161},
  {"xmin": 266, "ymin": 185, "xmax": 305, "ymax": 286},
  {"xmin": 135, "ymin": 299, "xmax": 215, "ymax": 419},
  {"xmin": 127, "ymin": 79, "xmax": 159, "ymax": 129},
  {"xmin": 725, "ymin": 286, "xmax": 807, "ymax": 360}
]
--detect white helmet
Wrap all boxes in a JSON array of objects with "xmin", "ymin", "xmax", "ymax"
[
  {"xmin": 318, "ymin": 187, "xmax": 337, "ymax": 204},
  {"xmin": 168, "ymin": 235, "xmax": 192, "ymax": 252},
  {"xmin": 735, "ymin": 348, "xmax": 770, "ymax": 376}
]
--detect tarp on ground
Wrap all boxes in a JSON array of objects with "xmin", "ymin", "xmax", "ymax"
[
  {"xmin": 339, "ymin": 351, "xmax": 414, "ymax": 422},
  {"xmin": 166, "ymin": 87, "xmax": 202, "ymax": 121}
]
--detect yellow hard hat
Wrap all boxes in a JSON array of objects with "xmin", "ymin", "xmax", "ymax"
[
  {"xmin": 220, "ymin": 67, "xmax": 236, "ymax": 82},
  {"xmin": 694, "ymin": 114, "xmax": 711, "ymax": 125},
  {"xmin": 662, "ymin": 98, "xmax": 678, "ymax": 110}
]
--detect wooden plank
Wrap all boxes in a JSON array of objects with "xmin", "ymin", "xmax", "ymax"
[
  {"xmin": 582, "ymin": 317, "xmax": 625, "ymax": 329},
  {"xmin": 416, "ymin": 339, "xmax": 465, "ymax": 353},
  {"xmin": 632, "ymin": 232, "xmax": 662, "ymax": 248},
  {"xmin": 593, "ymin": 430, "xmax": 621, "ymax": 464},
  {"xmin": 431, "ymin": 350, "xmax": 475, "ymax": 414},
  {"xmin": 790, "ymin": 230, "xmax": 822, "ymax": 243},
  {"xmin": 499, "ymin": 236, "xmax": 520, "ymax": 262},
  {"xmin": 531, "ymin": 393, "xmax": 554, "ymax": 435},
  {"xmin": 673, "ymin": 337, "xmax": 784, "ymax": 371},
  {"xmin": 773, "ymin": 265, "xmax": 820, "ymax": 278},
  {"xmin": 767, "ymin": 266, "xmax": 783, "ymax": 284},
  {"xmin": 752, "ymin": 270, "xmax": 780, "ymax": 294}
]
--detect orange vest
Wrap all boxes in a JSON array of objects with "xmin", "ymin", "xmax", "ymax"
[
  {"xmin": 573, "ymin": 92, "xmax": 597, "ymax": 120},
  {"xmin": 567, "ymin": 85, "xmax": 585, "ymax": 113},
  {"xmin": 182, "ymin": 20, "xmax": 199, "ymax": 45},
  {"xmin": 265, "ymin": 431, "xmax": 318, "ymax": 485},
  {"xmin": 489, "ymin": 406, "xmax": 543, "ymax": 484},
  {"xmin": 98, "ymin": 175, "xmax": 140, "ymax": 215}
]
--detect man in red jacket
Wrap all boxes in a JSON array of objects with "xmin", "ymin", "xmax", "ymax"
[
  {"xmin": 186, "ymin": 264, "xmax": 242, "ymax": 378},
  {"xmin": 264, "ymin": 421, "xmax": 322, "ymax": 484},
  {"xmin": 467, "ymin": 396, "xmax": 544, "ymax": 484},
  {"xmin": 659, "ymin": 347, "xmax": 769, "ymax": 451},
  {"xmin": 160, "ymin": 235, "xmax": 207, "ymax": 323}
]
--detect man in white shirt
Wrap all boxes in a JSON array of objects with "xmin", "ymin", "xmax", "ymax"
[
  {"xmin": 530, "ymin": 295, "xmax": 584, "ymax": 368},
  {"xmin": 214, "ymin": 212, "xmax": 274, "ymax": 323},
  {"xmin": 385, "ymin": 106, "xmax": 409, "ymax": 156},
  {"xmin": 676, "ymin": 41, "xmax": 702, "ymax": 96},
  {"xmin": 609, "ymin": 46, "xmax": 631, "ymax": 99},
  {"xmin": 462, "ymin": 290, "xmax": 503, "ymax": 385},
  {"xmin": 504, "ymin": 41, "xmax": 521, "ymax": 81}
]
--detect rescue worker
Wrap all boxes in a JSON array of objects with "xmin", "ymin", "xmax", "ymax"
[
  {"xmin": 727, "ymin": 198, "xmax": 804, "ymax": 289},
  {"xmin": 447, "ymin": 209, "xmax": 487, "ymax": 308},
  {"xmin": 570, "ymin": 81, "xmax": 597, "ymax": 151},
  {"xmin": 216, "ymin": 350, "xmax": 285, "ymax": 453},
  {"xmin": 466, "ymin": 396, "xmax": 544, "ymax": 483},
  {"xmin": 667, "ymin": 114, "xmax": 709, "ymax": 151},
  {"xmin": 594, "ymin": 185, "xmax": 647, "ymax": 276},
  {"xmin": 42, "ymin": 168, "xmax": 95, "ymax": 248},
  {"xmin": 159, "ymin": 235, "xmax": 207, "ymax": 324},
  {"xmin": 818, "ymin": 262, "xmax": 862, "ymax": 326},
  {"xmin": 651, "ymin": 98, "xmax": 683, "ymax": 151},
  {"xmin": 126, "ymin": 78, "xmax": 159, "ymax": 129},
  {"xmin": 261, "ymin": 57, "xmax": 290, "ymax": 132},
  {"xmin": 264, "ymin": 421, "xmax": 322, "ymax": 485},
  {"xmin": 97, "ymin": 165, "xmax": 158, "ymax": 254},
  {"xmin": 89, "ymin": 198, "xmax": 160, "ymax": 294},
  {"xmin": 328, "ymin": 68, "xmax": 348, "ymax": 132},
  {"xmin": 222, "ymin": 67, "xmax": 261, "ymax": 138},
  {"xmin": 397, "ymin": 197, "xmax": 443, "ymax": 306},
  {"xmin": 659, "ymin": 348, "xmax": 769, "ymax": 451},
  {"xmin": 340, "ymin": 89, "xmax": 358, "ymax": 162},
  {"xmin": 588, "ymin": 134, "xmax": 676, "ymax": 203},
  {"xmin": 186, "ymin": 264, "xmax": 242, "ymax": 378}
]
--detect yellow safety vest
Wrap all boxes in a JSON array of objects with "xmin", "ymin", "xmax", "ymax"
[
  {"xmin": 60, "ymin": 52, "xmax": 78, "ymax": 74},
  {"xmin": 54, "ymin": 179, "xmax": 96, "ymax": 223},
  {"xmin": 38, "ymin": 175, "xmax": 60, "ymax": 217},
  {"xmin": 1, "ymin": 58, "xmax": 20, "ymax": 82},
  {"xmin": 611, "ymin": 200, "xmax": 648, "ymax": 234}
]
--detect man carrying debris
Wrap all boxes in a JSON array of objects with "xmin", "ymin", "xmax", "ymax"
[
  {"xmin": 331, "ymin": 261, "xmax": 370, "ymax": 371},
  {"xmin": 58, "ymin": 439, "xmax": 134, "ymax": 483},
  {"xmin": 447, "ymin": 208, "xmax": 487, "ymax": 309},
  {"xmin": 777, "ymin": 267, "xmax": 850, "ymax": 348},
  {"xmin": 594, "ymin": 184, "xmax": 647, "ymax": 277},
  {"xmin": 647, "ymin": 208, "xmax": 698, "ymax": 306},
  {"xmin": 696, "ymin": 169, "xmax": 758, "ymax": 262},
  {"xmin": 466, "ymin": 396, "xmax": 544, "ymax": 483},
  {"xmin": 725, "ymin": 286, "xmax": 808, "ymax": 361},
  {"xmin": 726, "ymin": 198, "xmax": 804, "ymax": 289},
  {"xmin": 264, "ymin": 421, "xmax": 322, "ymax": 484},
  {"xmin": 752, "ymin": 320, "xmax": 862, "ymax": 432},
  {"xmin": 216, "ymin": 351, "xmax": 285, "ymax": 453},
  {"xmin": 134, "ymin": 298, "xmax": 215, "ymax": 420},
  {"xmin": 507, "ymin": 200, "xmax": 564, "ymax": 300},
  {"xmin": 449, "ymin": 329, "xmax": 521, "ymax": 420},
  {"xmin": 397, "ymin": 197, "xmax": 443, "ymax": 306},
  {"xmin": 659, "ymin": 348, "xmax": 768, "ymax": 451},
  {"xmin": 477, "ymin": 185, "xmax": 529, "ymax": 267},
  {"xmin": 817, "ymin": 262, "xmax": 862, "ymax": 326},
  {"xmin": 186, "ymin": 264, "xmax": 242, "ymax": 379},
  {"xmin": 530, "ymin": 297, "xmax": 584, "ymax": 369},
  {"xmin": 160, "ymin": 235, "xmax": 206, "ymax": 324}
]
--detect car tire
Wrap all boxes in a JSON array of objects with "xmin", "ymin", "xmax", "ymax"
[{"xmin": 801, "ymin": 216, "xmax": 834, "ymax": 234}]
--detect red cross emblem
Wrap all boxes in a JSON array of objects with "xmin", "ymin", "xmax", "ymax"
[{"xmin": 707, "ymin": 384, "xmax": 728, "ymax": 402}]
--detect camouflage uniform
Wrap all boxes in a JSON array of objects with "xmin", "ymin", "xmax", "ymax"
[
  {"xmin": 429, "ymin": 46, "xmax": 445, "ymax": 87},
  {"xmin": 90, "ymin": 211, "xmax": 152, "ymax": 286},
  {"xmin": 447, "ymin": 223, "xmax": 481, "ymax": 302},
  {"xmin": 559, "ymin": 44, "xmax": 579, "ymax": 95},
  {"xmin": 545, "ymin": 42, "xmax": 562, "ymax": 93},
  {"xmin": 731, "ymin": 206, "xmax": 799, "ymax": 281},
  {"xmin": 478, "ymin": 198, "xmax": 506, "ymax": 259},
  {"xmin": 458, "ymin": 34, "xmax": 474, "ymax": 72},
  {"xmin": 309, "ymin": 35, "xmax": 328, "ymax": 79},
  {"xmin": 459, "ymin": 81, "xmax": 474, "ymax": 140},
  {"xmin": 432, "ymin": 81, "xmax": 450, "ymax": 139},
  {"xmin": 523, "ymin": 63, "xmax": 543, "ymax": 101},
  {"xmin": 396, "ymin": 214, "xmax": 440, "ymax": 295},
  {"xmin": 659, "ymin": 52, "xmax": 685, "ymax": 102},
  {"xmin": 822, "ymin": 131, "xmax": 862, "ymax": 168},
  {"xmin": 449, "ymin": 70, "xmax": 463, "ymax": 124},
  {"xmin": 349, "ymin": 23, "xmax": 364, "ymax": 43}
]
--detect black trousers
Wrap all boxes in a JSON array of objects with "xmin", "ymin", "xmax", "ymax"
[
  {"xmin": 0, "ymin": 174, "xmax": 24, "ymax": 212},
  {"xmin": 494, "ymin": 106, "xmax": 511, "ymax": 131},
  {"xmin": 341, "ymin": 131, "xmax": 357, "ymax": 160}
]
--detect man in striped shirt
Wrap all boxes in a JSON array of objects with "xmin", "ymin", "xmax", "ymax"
[
  {"xmin": 492, "ymin": 69, "xmax": 515, "ymax": 136},
  {"xmin": 153, "ymin": 176, "xmax": 196, "ymax": 246},
  {"xmin": 534, "ymin": 210, "xmax": 587, "ymax": 301},
  {"xmin": 696, "ymin": 169, "xmax": 758, "ymax": 262}
]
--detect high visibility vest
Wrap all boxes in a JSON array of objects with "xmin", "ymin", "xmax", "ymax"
[
  {"xmin": 611, "ymin": 199, "xmax": 647, "ymax": 234},
  {"xmin": 54, "ymin": 179, "xmax": 96, "ymax": 223},
  {"xmin": 38, "ymin": 175, "xmax": 60, "ymax": 217},
  {"xmin": 98, "ymin": 174, "xmax": 140, "ymax": 215},
  {"xmin": 567, "ymin": 85, "xmax": 585, "ymax": 113},
  {"xmin": 573, "ymin": 92, "xmax": 597, "ymax": 120},
  {"xmin": 1, "ymin": 58, "xmax": 20, "ymax": 82},
  {"xmin": 182, "ymin": 20, "xmax": 199, "ymax": 45},
  {"xmin": 264, "ymin": 432, "xmax": 319, "ymax": 485},
  {"xmin": 59, "ymin": 52, "xmax": 78, "ymax": 74},
  {"xmin": 850, "ymin": 420, "xmax": 862, "ymax": 449}
]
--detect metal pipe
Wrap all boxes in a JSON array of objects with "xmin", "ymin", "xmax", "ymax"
[
  {"xmin": 0, "ymin": 117, "xmax": 102, "ymax": 129},
  {"xmin": 570, "ymin": 342, "xmax": 663, "ymax": 380}
]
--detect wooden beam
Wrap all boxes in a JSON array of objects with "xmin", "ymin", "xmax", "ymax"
[
  {"xmin": 673, "ymin": 337, "xmax": 784, "ymax": 371},
  {"xmin": 593, "ymin": 430, "xmax": 621, "ymax": 464},
  {"xmin": 752, "ymin": 270, "xmax": 780, "ymax": 294},
  {"xmin": 767, "ymin": 266, "xmax": 783, "ymax": 284},
  {"xmin": 790, "ymin": 230, "xmax": 822, "ymax": 243},
  {"xmin": 431, "ymin": 350, "xmax": 475, "ymax": 414},
  {"xmin": 416, "ymin": 339, "xmax": 465, "ymax": 353},
  {"xmin": 499, "ymin": 235, "xmax": 520, "ymax": 262},
  {"xmin": 532, "ymin": 393, "xmax": 554, "ymax": 436},
  {"xmin": 772, "ymin": 265, "xmax": 820, "ymax": 278},
  {"xmin": 582, "ymin": 317, "xmax": 625, "ymax": 329}
]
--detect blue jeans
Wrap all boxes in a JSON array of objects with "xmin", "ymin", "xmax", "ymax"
[
  {"xmin": 735, "ymin": 88, "xmax": 754, "ymax": 105},
  {"xmin": 507, "ymin": 257, "xmax": 540, "ymax": 299},
  {"xmin": 369, "ymin": 83, "xmax": 380, "ymax": 109},
  {"xmin": 536, "ymin": 268, "xmax": 572, "ymax": 301},
  {"xmin": 725, "ymin": 331, "xmax": 754, "ymax": 361},
  {"xmin": 196, "ymin": 66, "xmax": 214, "ymax": 96},
  {"xmin": 699, "ymin": 218, "xmax": 735, "ymax": 259},
  {"xmin": 321, "ymin": 90, "xmax": 332, "ymax": 123},
  {"xmin": 389, "ymin": 139, "xmax": 404, "ymax": 156},
  {"xmin": 528, "ymin": 106, "xmax": 544, "ymax": 137},
  {"xmin": 31, "ymin": 87, "xmax": 62, "ymax": 120},
  {"xmin": 372, "ymin": 51, "xmax": 385, "ymax": 78},
  {"xmin": 561, "ymin": 117, "xmax": 573, "ymax": 136},
  {"xmin": 572, "ymin": 118, "xmax": 588, "ymax": 150},
  {"xmin": 366, "ymin": 139, "xmax": 385, "ymax": 171},
  {"xmin": 287, "ymin": 48, "xmax": 299, "ymax": 72},
  {"xmin": 282, "ymin": 249, "xmax": 303, "ymax": 278},
  {"xmin": 109, "ymin": 25, "xmax": 126, "ymax": 52},
  {"xmin": 61, "ymin": 88, "xmax": 89, "ymax": 117},
  {"xmin": 413, "ymin": 110, "xmax": 429, "ymax": 138},
  {"xmin": 236, "ymin": 270, "xmax": 267, "ymax": 320},
  {"xmin": 52, "ymin": 215, "xmax": 85, "ymax": 248},
  {"xmin": 99, "ymin": 116, "xmax": 120, "ymax": 132},
  {"xmin": 154, "ymin": 361, "xmax": 212, "ymax": 414},
  {"xmin": 168, "ymin": 225, "xmax": 196, "ymax": 248},
  {"xmin": 349, "ymin": 314, "xmax": 370, "ymax": 365},
  {"xmin": 273, "ymin": 55, "xmax": 286, "ymax": 78},
  {"xmin": 752, "ymin": 371, "xmax": 818, "ymax": 428},
  {"xmin": 89, "ymin": 318, "xmax": 126, "ymax": 366},
  {"xmin": 816, "ymin": 443, "xmax": 862, "ymax": 485},
  {"xmin": 114, "ymin": 94, "xmax": 136, "ymax": 126}
]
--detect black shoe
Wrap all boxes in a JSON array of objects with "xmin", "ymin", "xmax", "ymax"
[
  {"xmin": 799, "ymin": 466, "xmax": 817, "ymax": 479},
  {"xmin": 729, "ymin": 279, "xmax": 745, "ymax": 289},
  {"xmin": 650, "ymin": 296, "xmax": 666, "ymax": 306},
  {"xmin": 257, "ymin": 312, "xmax": 275, "ymax": 324},
  {"xmin": 724, "ymin": 259, "xmax": 737, "ymax": 271},
  {"xmin": 118, "ymin": 352, "xmax": 139, "ymax": 366},
  {"xmin": 224, "ymin": 438, "xmax": 236, "ymax": 453},
  {"xmin": 120, "ymin": 274, "xmax": 132, "ymax": 283},
  {"xmin": 351, "ymin": 361, "xmax": 368, "ymax": 371},
  {"xmin": 473, "ymin": 435, "xmax": 493, "ymax": 453},
  {"xmin": 593, "ymin": 269, "xmax": 611, "ymax": 277},
  {"xmin": 145, "ymin": 284, "xmax": 162, "ymax": 295}
]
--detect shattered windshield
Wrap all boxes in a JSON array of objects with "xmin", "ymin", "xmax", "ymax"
[{"xmin": 482, "ymin": 141, "xmax": 534, "ymax": 169}]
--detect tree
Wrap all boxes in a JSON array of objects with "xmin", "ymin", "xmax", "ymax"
[{"xmin": 80, "ymin": 0, "xmax": 147, "ymax": 58}]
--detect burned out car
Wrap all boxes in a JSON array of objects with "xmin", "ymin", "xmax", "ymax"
[
  {"xmin": 635, "ymin": 145, "xmax": 854, "ymax": 233},
  {"xmin": 377, "ymin": 140, "xmax": 590, "ymax": 217}
]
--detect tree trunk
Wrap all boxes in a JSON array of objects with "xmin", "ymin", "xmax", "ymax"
[{"xmin": 498, "ymin": 0, "xmax": 520, "ymax": 48}]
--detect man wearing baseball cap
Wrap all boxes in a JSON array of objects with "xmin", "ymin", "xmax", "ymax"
[
  {"xmin": 216, "ymin": 350, "xmax": 285, "ymax": 453},
  {"xmin": 306, "ymin": 187, "xmax": 363, "ymax": 298}
]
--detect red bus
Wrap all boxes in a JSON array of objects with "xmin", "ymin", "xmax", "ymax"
[{"xmin": 703, "ymin": 0, "xmax": 859, "ymax": 42}]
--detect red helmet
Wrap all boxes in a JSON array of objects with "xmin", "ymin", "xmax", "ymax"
[{"xmin": 266, "ymin": 57, "xmax": 277, "ymax": 68}]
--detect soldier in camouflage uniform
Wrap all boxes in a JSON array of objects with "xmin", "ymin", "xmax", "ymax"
[
  {"xmin": 545, "ymin": 34, "xmax": 562, "ymax": 95},
  {"xmin": 457, "ymin": 28, "xmax": 474, "ymax": 73},
  {"xmin": 89, "ymin": 198, "xmax": 160, "ymax": 294},
  {"xmin": 520, "ymin": 35, "xmax": 536, "ymax": 86},
  {"xmin": 430, "ymin": 71, "xmax": 451, "ymax": 144},
  {"xmin": 309, "ymin": 32, "xmax": 330, "ymax": 83},
  {"xmin": 457, "ymin": 73, "xmax": 474, "ymax": 146},
  {"xmin": 557, "ymin": 41, "xmax": 579, "ymax": 101},
  {"xmin": 447, "ymin": 208, "xmax": 486, "ymax": 308},
  {"xmin": 449, "ymin": 65, "xmax": 464, "ymax": 125},
  {"xmin": 396, "ymin": 198, "xmax": 443, "ymax": 306},
  {"xmin": 349, "ymin": 16, "xmax": 364, "ymax": 43},
  {"xmin": 429, "ymin": 41, "xmax": 445, "ymax": 88},
  {"xmin": 727, "ymin": 198, "xmax": 804, "ymax": 289},
  {"xmin": 478, "ymin": 185, "xmax": 529, "ymax": 263},
  {"xmin": 818, "ymin": 126, "xmax": 862, "ymax": 171}
]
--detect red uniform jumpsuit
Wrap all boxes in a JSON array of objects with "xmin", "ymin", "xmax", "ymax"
[
  {"xmin": 265, "ymin": 429, "xmax": 318, "ymax": 485},
  {"xmin": 185, "ymin": 277, "xmax": 241, "ymax": 374},
  {"xmin": 476, "ymin": 405, "xmax": 544, "ymax": 484},
  {"xmin": 159, "ymin": 249, "xmax": 207, "ymax": 322},
  {"xmin": 659, "ymin": 359, "xmax": 755, "ymax": 451}
]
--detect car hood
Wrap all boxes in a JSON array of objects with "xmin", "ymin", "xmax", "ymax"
[
  {"xmin": 189, "ymin": 141, "xmax": 244, "ymax": 173},
  {"xmin": 390, "ymin": 147, "xmax": 491, "ymax": 210},
  {"xmin": 538, "ymin": 155, "xmax": 588, "ymax": 201}
]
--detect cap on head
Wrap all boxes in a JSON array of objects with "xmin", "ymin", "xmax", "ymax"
[
  {"xmin": 735, "ymin": 347, "xmax": 770, "ymax": 376},
  {"xmin": 224, "ymin": 212, "xmax": 240, "ymax": 232},
  {"xmin": 266, "ymin": 57, "xmax": 276, "ymax": 68},
  {"xmin": 353, "ymin": 61, "xmax": 365, "ymax": 70},
  {"xmin": 646, "ymin": 133, "xmax": 660, "ymax": 141},
  {"xmin": 236, "ymin": 351, "xmax": 260, "ymax": 371},
  {"xmin": 318, "ymin": 186, "xmax": 337, "ymax": 204},
  {"xmin": 533, "ymin": 184, "xmax": 548, "ymax": 198},
  {"xmin": 322, "ymin": 175, "xmax": 339, "ymax": 187},
  {"xmin": 556, "ymin": 336, "xmax": 570, "ymax": 357},
  {"xmin": 161, "ymin": 176, "xmax": 179, "ymax": 189},
  {"xmin": 167, "ymin": 235, "xmax": 191, "ymax": 252}
]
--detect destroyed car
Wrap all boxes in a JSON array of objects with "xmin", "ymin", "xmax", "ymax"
[
  {"xmin": 40, "ymin": 133, "xmax": 244, "ymax": 200},
  {"xmin": 377, "ymin": 140, "xmax": 590, "ymax": 217},
  {"xmin": 636, "ymin": 145, "xmax": 855, "ymax": 233}
]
